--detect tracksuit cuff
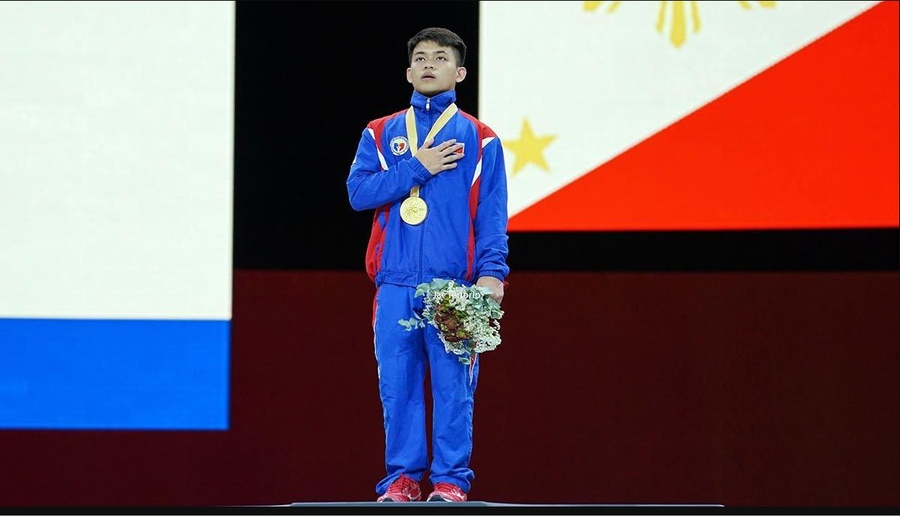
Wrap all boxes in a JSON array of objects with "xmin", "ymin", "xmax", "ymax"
[{"xmin": 411, "ymin": 158, "xmax": 432, "ymax": 184}]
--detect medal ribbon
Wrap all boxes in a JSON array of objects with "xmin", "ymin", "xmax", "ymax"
[{"xmin": 404, "ymin": 103, "xmax": 458, "ymax": 200}]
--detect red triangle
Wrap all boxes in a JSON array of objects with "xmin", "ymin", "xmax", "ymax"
[{"xmin": 509, "ymin": 1, "xmax": 899, "ymax": 231}]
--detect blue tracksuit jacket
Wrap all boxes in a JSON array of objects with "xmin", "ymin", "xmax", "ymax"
[{"xmin": 347, "ymin": 89, "xmax": 509, "ymax": 288}]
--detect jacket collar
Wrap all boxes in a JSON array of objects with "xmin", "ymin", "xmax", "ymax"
[{"xmin": 410, "ymin": 89, "xmax": 457, "ymax": 113}]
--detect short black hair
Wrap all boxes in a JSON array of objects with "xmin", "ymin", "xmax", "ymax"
[{"xmin": 407, "ymin": 27, "xmax": 466, "ymax": 66}]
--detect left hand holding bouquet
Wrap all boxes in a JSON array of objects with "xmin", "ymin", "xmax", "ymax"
[{"xmin": 475, "ymin": 276, "xmax": 504, "ymax": 304}]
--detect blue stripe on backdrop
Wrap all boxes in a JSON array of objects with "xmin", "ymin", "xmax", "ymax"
[{"xmin": 0, "ymin": 318, "xmax": 229, "ymax": 430}]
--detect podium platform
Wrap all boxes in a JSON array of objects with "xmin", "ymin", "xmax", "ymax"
[
  {"xmin": 282, "ymin": 501, "xmax": 725, "ymax": 514},
  {"xmin": 281, "ymin": 501, "xmax": 725, "ymax": 508}
]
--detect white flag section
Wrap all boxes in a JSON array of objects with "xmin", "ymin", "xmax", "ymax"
[
  {"xmin": 479, "ymin": 0, "xmax": 879, "ymax": 220},
  {"xmin": 0, "ymin": 1, "xmax": 233, "ymax": 430},
  {"xmin": 0, "ymin": 1, "xmax": 233, "ymax": 320}
]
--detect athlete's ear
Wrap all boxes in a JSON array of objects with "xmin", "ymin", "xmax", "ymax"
[
  {"xmin": 407, "ymin": 67, "xmax": 413, "ymax": 84},
  {"xmin": 456, "ymin": 66, "xmax": 467, "ymax": 83}
]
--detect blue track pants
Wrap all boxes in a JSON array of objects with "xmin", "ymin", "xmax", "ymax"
[{"xmin": 372, "ymin": 283, "xmax": 480, "ymax": 495}]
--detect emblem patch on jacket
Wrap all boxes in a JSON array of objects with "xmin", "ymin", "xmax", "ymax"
[{"xmin": 390, "ymin": 136, "xmax": 410, "ymax": 156}]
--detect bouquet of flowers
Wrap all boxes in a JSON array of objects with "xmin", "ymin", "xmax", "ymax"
[{"xmin": 398, "ymin": 278, "xmax": 504, "ymax": 366}]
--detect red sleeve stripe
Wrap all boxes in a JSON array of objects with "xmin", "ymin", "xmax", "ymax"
[
  {"xmin": 461, "ymin": 114, "xmax": 494, "ymax": 282},
  {"xmin": 363, "ymin": 112, "xmax": 404, "ymax": 281}
]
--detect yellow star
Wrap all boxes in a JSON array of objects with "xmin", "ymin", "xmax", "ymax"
[{"xmin": 505, "ymin": 118, "xmax": 557, "ymax": 175}]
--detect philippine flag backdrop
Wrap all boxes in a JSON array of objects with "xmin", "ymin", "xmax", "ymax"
[
  {"xmin": 480, "ymin": 0, "xmax": 898, "ymax": 232},
  {"xmin": 0, "ymin": 2, "xmax": 233, "ymax": 430}
]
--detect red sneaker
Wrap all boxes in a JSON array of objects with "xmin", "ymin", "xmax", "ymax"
[
  {"xmin": 427, "ymin": 482, "xmax": 468, "ymax": 502},
  {"xmin": 376, "ymin": 474, "xmax": 422, "ymax": 502}
]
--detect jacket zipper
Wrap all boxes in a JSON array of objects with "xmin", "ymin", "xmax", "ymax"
[{"xmin": 418, "ymin": 97, "xmax": 431, "ymax": 285}]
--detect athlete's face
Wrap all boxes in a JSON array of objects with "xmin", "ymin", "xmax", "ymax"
[{"xmin": 407, "ymin": 40, "xmax": 466, "ymax": 97}]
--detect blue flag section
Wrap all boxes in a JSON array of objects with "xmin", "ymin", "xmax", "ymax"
[{"xmin": 0, "ymin": 318, "xmax": 230, "ymax": 430}]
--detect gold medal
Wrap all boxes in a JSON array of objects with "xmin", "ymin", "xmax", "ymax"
[{"xmin": 400, "ymin": 196, "xmax": 428, "ymax": 225}]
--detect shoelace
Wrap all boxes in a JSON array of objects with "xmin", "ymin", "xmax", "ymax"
[
  {"xmin": 390, "ymin": 474, "xmax": 419, "ymax": 494},
  {"xmin": 432, "ymin": 482, "xmax": 462, "ymax": 496}
]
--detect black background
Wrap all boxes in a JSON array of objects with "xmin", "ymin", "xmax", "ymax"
[{"xmin": 233, "ymin": 1, "xmax": 897, "ymax": 272}]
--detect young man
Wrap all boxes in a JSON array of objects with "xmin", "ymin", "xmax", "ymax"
[{"xmin": 346, "ymin": 27, "xmax": 510, "ymax": 503}]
